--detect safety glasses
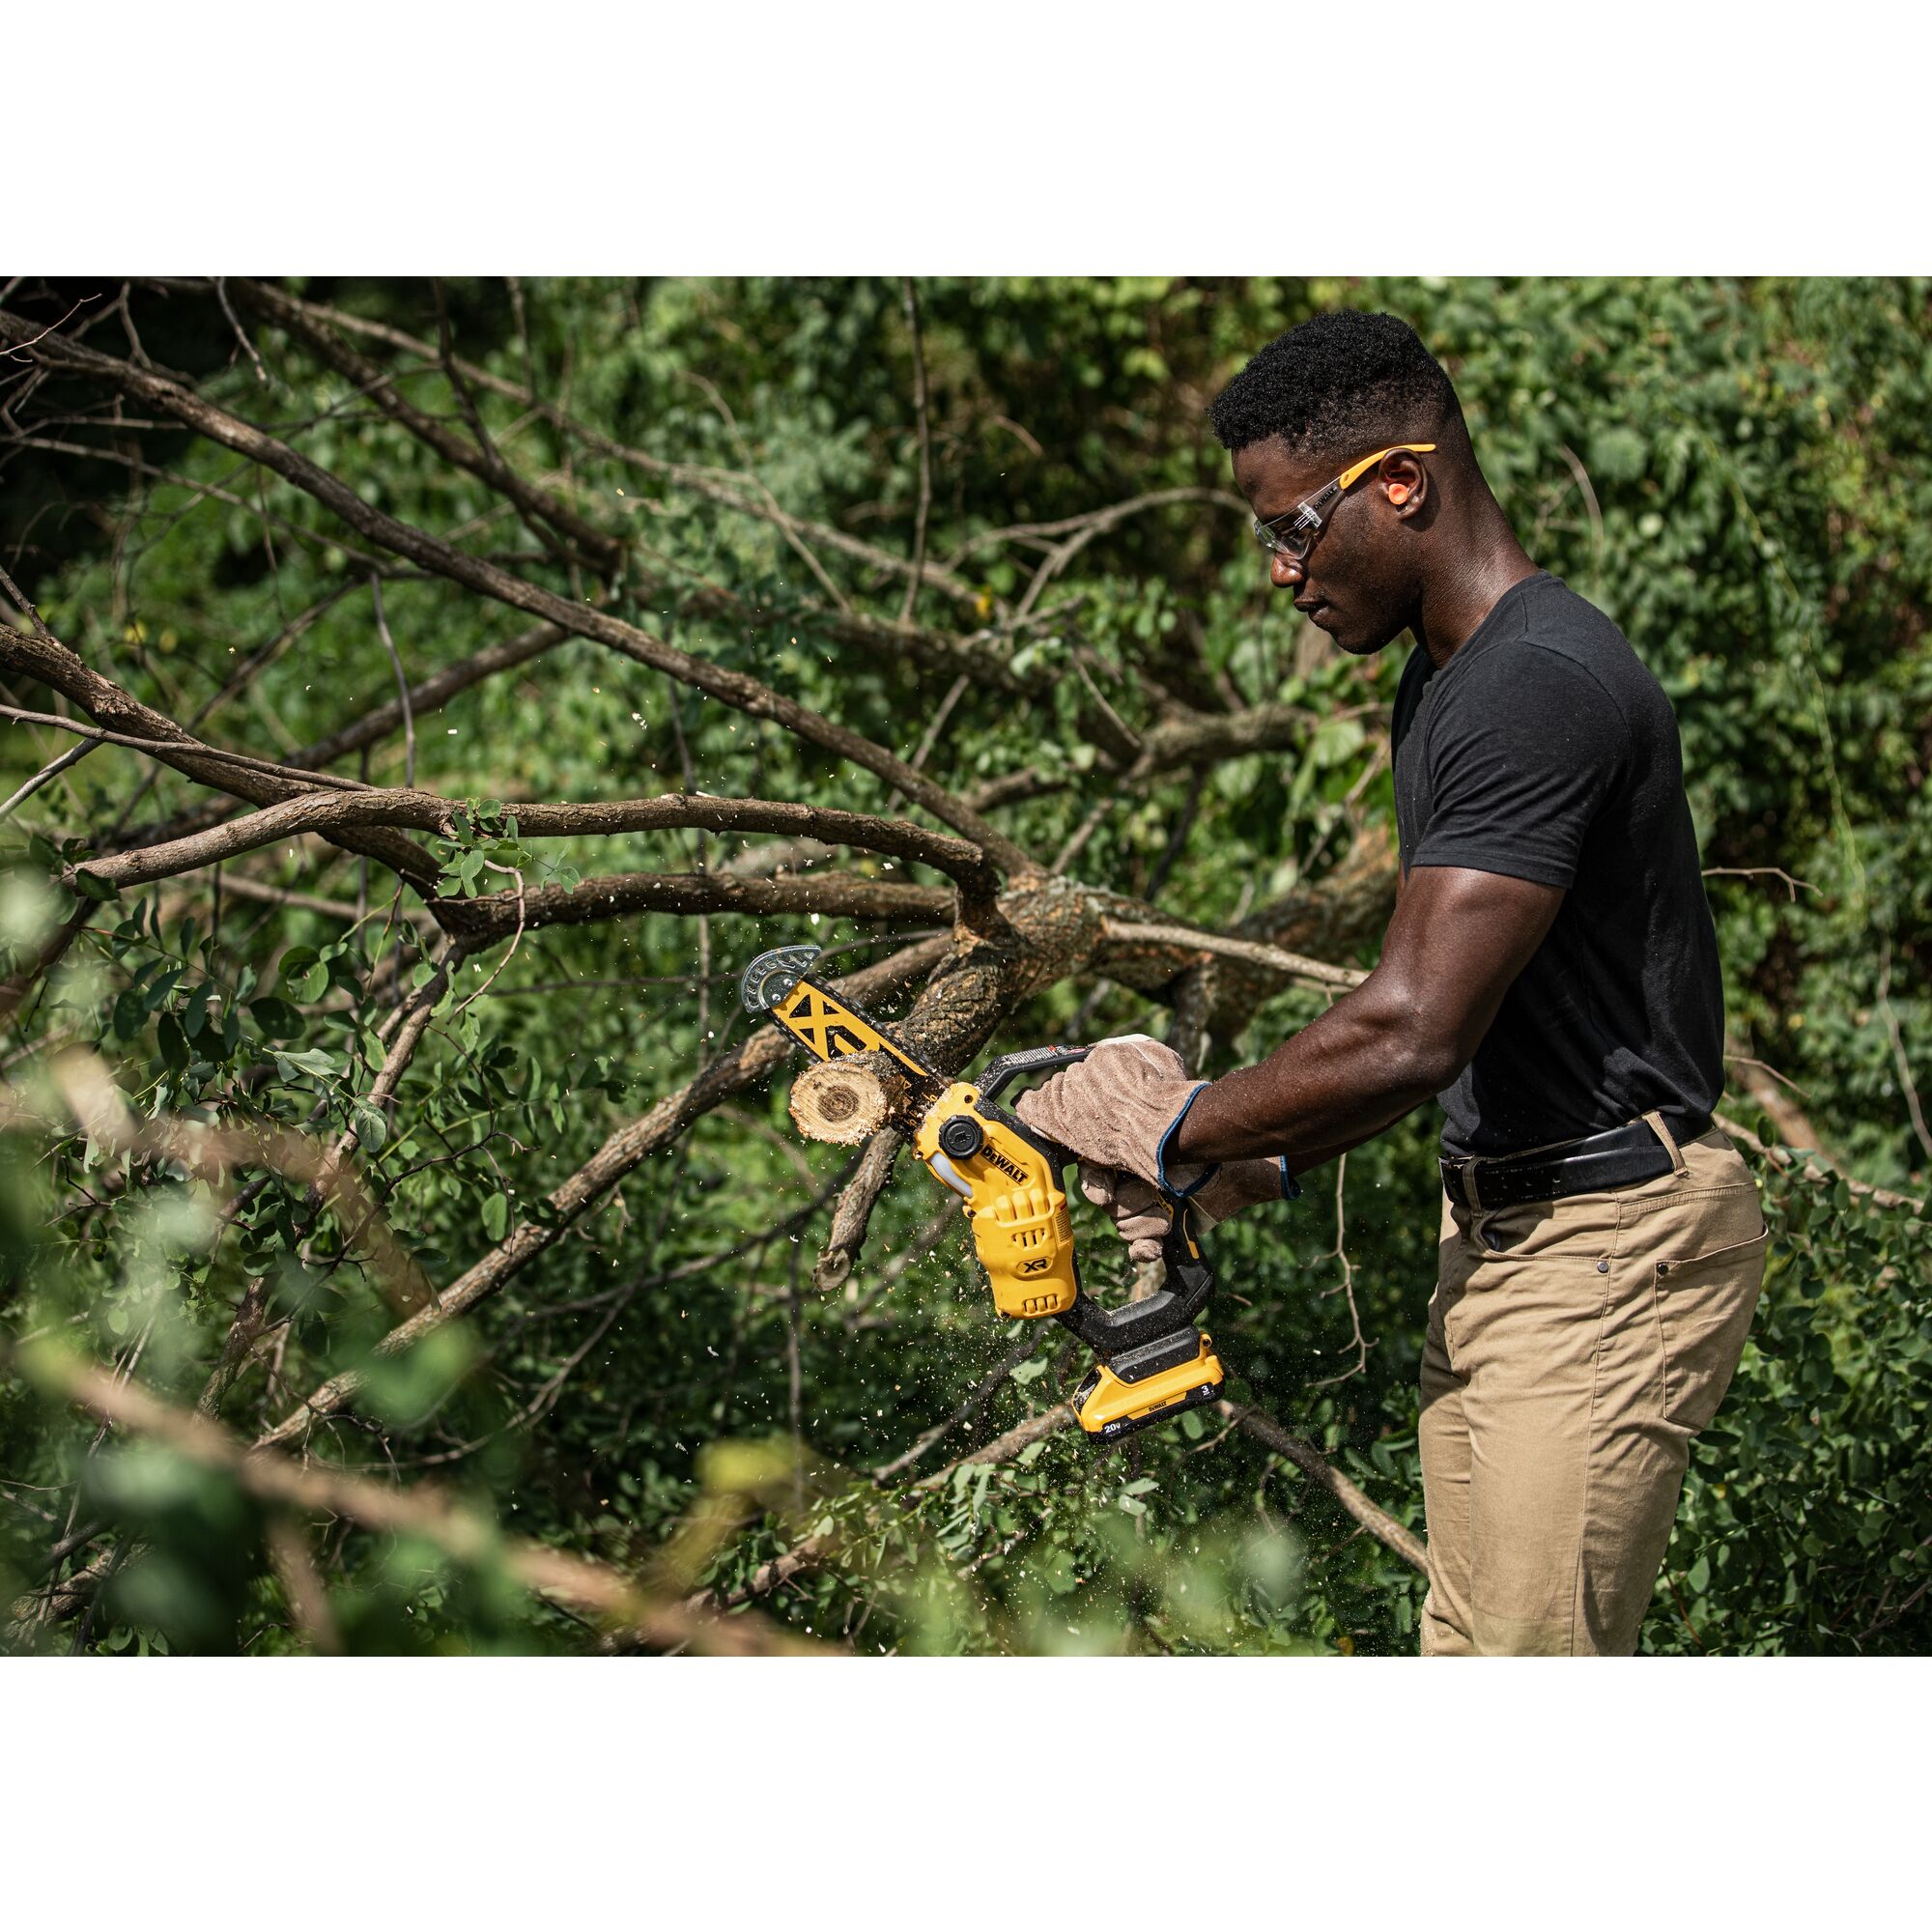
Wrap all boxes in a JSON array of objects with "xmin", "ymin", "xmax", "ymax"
[{"xmin": 1251, "ymin": 442, "xmax": 1437, "ymax": 561}]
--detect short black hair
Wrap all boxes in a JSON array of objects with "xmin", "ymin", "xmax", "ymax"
[{"xmin": 1208, "ymin": 310, "xmax": 1462, "ymax": 461}]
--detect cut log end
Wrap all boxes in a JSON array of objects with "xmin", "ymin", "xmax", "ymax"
[{"xmin": 787, "ymin": 1054, "xmax": 908, "ymax": 1146}]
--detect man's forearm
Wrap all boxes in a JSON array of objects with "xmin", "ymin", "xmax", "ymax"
[{"xmin": 1169, "ymin": 975, "xmax": 1453, "ymax": 1173}]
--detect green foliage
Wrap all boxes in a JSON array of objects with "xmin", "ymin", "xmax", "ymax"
[{"xmin": 0, "ymin": 277, "xmax": 1926, "ymax": 1655}]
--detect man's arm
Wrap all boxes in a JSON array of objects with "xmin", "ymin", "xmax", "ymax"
[{"xmin": 1170, "ymin": 864, "xmax": 1563, "ymax": 1172}]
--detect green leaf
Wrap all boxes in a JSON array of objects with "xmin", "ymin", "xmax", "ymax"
[
  {"xmin": 156, "ymin": 1012, "xmax": 188, "ymax": 1073},
  {"xmin": 481, "ymin": 1191, "xmax": 509, "ymax": 1241},
  {"xmin": 248, "ymin": 997, "xmax": 303, "ymax": 1039},
  {"xmin": 275, "ymin": 1048, "xmax": 342, "ymax": 1081},
  {"xmin": 289, "ymin": 961, "xmax": 330, "ymax": 1004}
]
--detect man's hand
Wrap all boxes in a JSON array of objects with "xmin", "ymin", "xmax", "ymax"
[{"xmin": 1011, "ymin": 1037, "xmax": 1293, "ymax": 1259}]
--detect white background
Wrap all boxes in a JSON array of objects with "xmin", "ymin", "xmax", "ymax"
[{"xmin": 7, "ymin": 2, "xmax": 1926, "ymax": 1922}]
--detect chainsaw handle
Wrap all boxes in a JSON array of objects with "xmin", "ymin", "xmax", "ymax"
[
  {"xmin": 967, "ymin": 1049, "xmax": 1216, "ymax": 1347},
  {"xmin": 974, "ymin": 1041, "xmax": 1094, "ymax": 1106},
  {"xmin": 976, "ymin": 1040, "xmax": 1208, "ymax": 1252}
]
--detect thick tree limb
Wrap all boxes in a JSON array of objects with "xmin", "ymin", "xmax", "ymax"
[
  {"xmin": 0, "ymin": 620, "xmax": 445, "ymax": 901},
  {"xmin": 81, "ymin": 785, "xmax": 1002, "ymax": 904},
  {"xmin": 453, "ymin": 868, "xmax": 951, "ymax": 941},
  {"xmin": 116, "ymin": 620, "xmax": 568, "ymax": 855}
]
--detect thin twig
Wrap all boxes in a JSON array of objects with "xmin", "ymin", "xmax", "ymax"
[
  {"xmin": 1702, "ymin": 866, "xmax": 1816, "ymax": 902},
  {"xmin": 1309, "ymin": 1146, "xmax": 1371, "ymax": 1388},
  {"xmin": 1877, "ymin": 942, "xmax": 1932, "ymax": 1167},
  {"xmin": 369, "ymin": 574, "xmax": 415, "ymax": 790},
  {"xmin": 0, "ymin": 737, "xmax": 101, "ymax": 821},
  {"xmin": 897, "ymin": 278, "xmax": 932, "ymax": 627},
  {"xmin": 213, "ymin": 278, "xmax": 270, "ymax": 386}
]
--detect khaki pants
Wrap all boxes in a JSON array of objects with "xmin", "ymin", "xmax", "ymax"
[{"xmin": 1419, "ymin": 1124, "xmax": 1766, "ymax": 1656}]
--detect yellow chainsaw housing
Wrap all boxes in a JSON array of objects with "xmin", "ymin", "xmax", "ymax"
[
  {"xmin": 763, "ymin": 975, "xmax": 1082, "ymax": 1321},
  {"xmin": 1072, "ymin": 1332, "xmax": 1225, "ymax": 1443},
  {"xmin": 752, "ymin": 959, "xmax": 1225, "ymax": 1447},
  {"xmin": 913, "ymin": 1086, "xmax": 1081, "ymax": 1320}
]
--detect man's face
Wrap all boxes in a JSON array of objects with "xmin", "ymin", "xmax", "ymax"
[{"xmin": 1231, "ymin": 438, "xmax": 1419, "ymax": 657}]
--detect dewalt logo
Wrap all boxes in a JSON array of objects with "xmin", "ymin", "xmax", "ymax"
[{"xmin": 978, "ymin": 1141, "xmax": 1028, "ymax": 1183}]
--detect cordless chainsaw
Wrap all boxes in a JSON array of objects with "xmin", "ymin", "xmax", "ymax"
[{"xmin": 739, "ymin": 944, "xmax": 1225, "ymax": 1444}]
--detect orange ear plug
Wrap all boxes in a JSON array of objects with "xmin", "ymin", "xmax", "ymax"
[{"xmin": 1388, "ymin": 484, "xmax": 1411, "ymax": 505}]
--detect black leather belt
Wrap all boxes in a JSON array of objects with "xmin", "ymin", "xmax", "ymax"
[{"xmin": 1439, "ymin": 1115, "xmax": 1711, "ymax": 1213}]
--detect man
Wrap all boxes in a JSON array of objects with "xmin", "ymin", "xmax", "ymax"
[{"xmin": 1015, "ymin": 310, "xmax": 1767, "ymax": 1656}]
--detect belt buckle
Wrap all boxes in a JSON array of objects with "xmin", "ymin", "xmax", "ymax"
[{"xmin": 1445, "ymin": 1155, "xmax": 1483, "ymax": 1213}]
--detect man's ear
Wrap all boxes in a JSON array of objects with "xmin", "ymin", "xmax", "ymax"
[{"xmin": 1379, "ymin": 450, "xmax": 1428, "ymax": 514}]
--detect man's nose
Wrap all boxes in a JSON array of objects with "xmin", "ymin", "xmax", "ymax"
[{"xmin": 1270, "ymin": 552, "xmax": 1304, "ymax": 590}]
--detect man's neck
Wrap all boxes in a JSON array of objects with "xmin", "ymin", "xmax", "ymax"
[{"xmin": 1411, "ymin": 525, "xmax": 1541, "ymax": 670}]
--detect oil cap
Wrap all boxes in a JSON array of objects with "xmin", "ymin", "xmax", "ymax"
[{"xmin": 937, "ymin": 1114, "xmax": 985, "ymax": 1159}]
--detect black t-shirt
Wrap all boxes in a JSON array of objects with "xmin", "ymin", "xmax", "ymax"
[{"xmin": 1390, "ymin": 570, "xmax": 1723, "ymax": 1158}]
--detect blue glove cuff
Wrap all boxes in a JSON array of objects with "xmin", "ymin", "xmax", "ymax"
[
  {"xmin": 1155, "ymin": 1085, "xmax": 1220, "ymax": 1199},
  {"xmin": 1278, "ymin": 1157, "xmax": 1301, "ymax": 1202}
]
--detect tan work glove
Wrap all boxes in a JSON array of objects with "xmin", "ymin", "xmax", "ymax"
[
  {"xmin": 1075, "ymin": 1165, "xmax": 1186, "ymax": 1267},
  {"xmin": 1012, "ymin": 1036, "xmax": 1295, "ymax": 1261}
]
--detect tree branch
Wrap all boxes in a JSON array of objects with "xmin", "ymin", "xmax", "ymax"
[
  {"xmin": 80, "ymin": 785, "xmax": 1002, "ymax": 904},
  {"xmin": 1216, "ymin": 1402, "xmax": 1427, "ymax": 1572},
  {"xmin": 0, "ymin": 308, "xmax": 1039, "ymax": 879},
  {"xmin": 16, "ymin": 1342, "xmax": 814, "ymax": 1655},
  {"xmin": 223, "ymin": 282, "xmax": 994, "ymax": 612},
  {"xmin": 252, "ymin": 937, "xmax": 952, "ymax": 1447}
]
